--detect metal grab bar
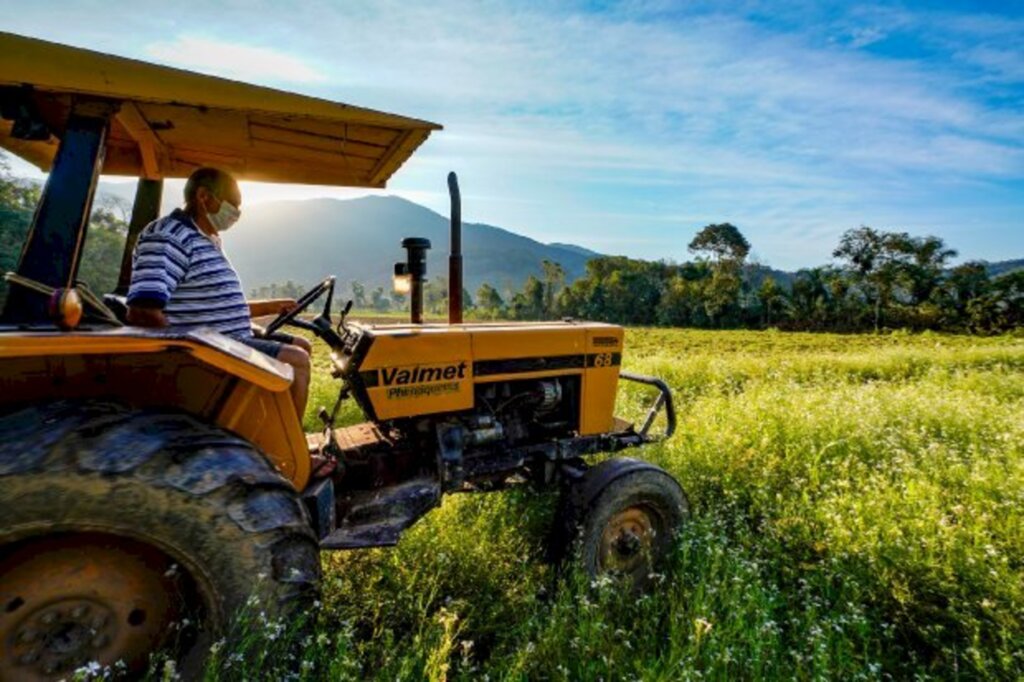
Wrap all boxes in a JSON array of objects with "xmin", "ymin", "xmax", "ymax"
[{"xmin": 619, "ymin": 371, "xmax": 677, "ymax": 440}]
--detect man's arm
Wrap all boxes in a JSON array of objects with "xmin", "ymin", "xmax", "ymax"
[
  {"xmin": 124, "ymin": 223, "xmax": 190, "ymax": 327},
  {"xmin": 126, "ymin": 302, "xmax": 168, "ymax": 327},
  {"xmin": 248, "ymin": 298, "xmax": 298, "ymax": 318}
]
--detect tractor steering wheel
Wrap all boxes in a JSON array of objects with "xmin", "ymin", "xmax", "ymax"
[{"xmin": 264, "ymin": 276, "xmax": 334, "ymax": 337}]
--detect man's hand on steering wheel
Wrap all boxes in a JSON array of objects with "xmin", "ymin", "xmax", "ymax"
[{"xmin": 263, "ymin": 277, "xmax": 334, "ymax": 337}]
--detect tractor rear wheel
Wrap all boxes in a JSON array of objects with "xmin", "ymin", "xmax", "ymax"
[
  {"xmin": 0, "ymin": 401, "xmax": 320, "ymax": 680},
  {"xmin": 553, "ymin": 458, "xmax": 689, "ymax": 587}
]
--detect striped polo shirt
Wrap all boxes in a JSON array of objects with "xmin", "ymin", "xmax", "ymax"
[{"xmin": 126, "ymin": 208, "xmax": 252, "ymax": 338}]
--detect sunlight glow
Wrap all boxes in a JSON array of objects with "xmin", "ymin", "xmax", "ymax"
[{"xmin": 145, "ymin": 35, "xmax": 326, "ymax": 84}]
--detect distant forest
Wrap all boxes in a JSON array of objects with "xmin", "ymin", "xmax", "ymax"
[
  {"xmin": 1, "ymin": 162, "xmax": 1020, "ymax": 333},
  {"xmin": 483, "ymin": 225, "xmax": 1024, "ymax": 333}
]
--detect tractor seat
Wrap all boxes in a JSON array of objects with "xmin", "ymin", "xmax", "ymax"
[{"xmin": 102, "ymin": 294, "xmax": 129, "ymax": 324}]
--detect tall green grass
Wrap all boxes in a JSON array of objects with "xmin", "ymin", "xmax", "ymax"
[{"xmin": 210, "ymin": 330, "xmax": 1023, "ymax": 680}]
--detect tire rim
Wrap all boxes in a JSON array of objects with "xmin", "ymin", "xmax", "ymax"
[
  {"xmin": 598, "ymin": 506, "xmax": 660, "ymax": 579},
  {"xmin": 0, "ymin": 533, "xmax": 199, "ymax": 681}
]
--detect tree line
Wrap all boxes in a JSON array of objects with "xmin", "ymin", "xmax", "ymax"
[
  {"xmin": 249, "ymin": 280, "xmax": 409, "ymax": 314},
  {"xmin": 471, "ymin": 224, "xmax": 1022, "ymax": 333}
]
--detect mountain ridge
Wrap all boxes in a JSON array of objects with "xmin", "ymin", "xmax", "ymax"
[{"xmin": 219, "ymin": 194, "xmax": 595, "ymax": 296}]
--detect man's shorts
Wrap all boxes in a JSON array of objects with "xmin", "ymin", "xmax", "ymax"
[{"xmin": 238, "ymin": 333, "xmax": 295, "ymax": 359}]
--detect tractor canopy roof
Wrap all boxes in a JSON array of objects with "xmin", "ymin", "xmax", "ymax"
[{"xmin": 0, "ymin": 32, "xmax": 441, "ymax": 187}]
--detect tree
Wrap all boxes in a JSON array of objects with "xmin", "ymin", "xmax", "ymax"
[
  {"xmin": 370, "ymin": 286, "xmax": 390, "ymax": 312},
  {"xmin": 391, "ymin": 290, "xmax": 407, "ymax": 311},
  {"xmin": 688, "ymin": 223, "xmax": 751, "ymax": 263},
  {"xmin": 702, "ymin": 268, "xmax": 742, "ymax": 327},
  {"xmin": 757, "ymin": 276, "xmax": 785, "ymax": 327},
  {"xmin": 350, "ymin": 280, "xmax": 367, "ymax": 308},
  {"xmin": 790, "ymin": 268, "xmax": 832, "ymax": 330},
  {"xmin": 687, "ymin": 224, "xmax": 750, "ymax": 326},
  {"xmin": 968, "ymin": 270, "xmax": 1024, "ymax": 332},
  {"xmin": 0, "ymin": 157, "xmax": 42, "ymax": 307},
  {"xmin": 0, "ymin": 154, "xmax": 40, "ymax": 210},
  {"xmin": 97, "ymin": 194, "xmax": 132, "ymax": 225},
  {"xmin": 475, "ymin": 283, "xmax": 504, "ymax": 319},
  {"xmin": 76, "ymin": 206, "xmax": 128, "ymax": 294},
  {"xmin": 823, "ymin": 267, "xmax": 860, "ymax": 330},
  {"xmin": 524, "ymin": 274, "xmax": 544, "ymax": 317},
  {"xmin": 424, "ymin": 276, "xmax": 448, "ymax": 314},
  {"xmin": 541, "ymin": 260, "xmax": 565, "ymax": 318},
  {"xmin": 905, "ymin": 235, "xmax": 957, "ymax": 305},
  {"xmin": 945, "ymin": 262, "xmax": 990, "ymax": 322},
  {"xmin": 833, "ymin": 226, "xmax": 913, "ymax": 332},
  {"xmin": 656, "ymin": 275, "xmax": 704, "ymax": 326},
  {"xmin": 509, "ymin": 275, "xmax": 545, "ymax": 320}
]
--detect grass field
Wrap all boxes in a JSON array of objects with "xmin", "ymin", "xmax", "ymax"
[{"xmin": 208, "ymin": 328, "xmax": 1024, "ymax": 681}]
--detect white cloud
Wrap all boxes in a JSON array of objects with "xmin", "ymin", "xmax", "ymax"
[
  {"xmin": 847, "ymin": 26, "xmax": 887, "ymax": 49},
  {"xmin": 144, "ymin": 35, "xmax": 326, "ymax": 85}
]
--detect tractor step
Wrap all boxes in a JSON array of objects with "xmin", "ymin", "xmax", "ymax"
[{"xmin": 321, "ymin": 476, "xmax": 440, "ymax": 549}]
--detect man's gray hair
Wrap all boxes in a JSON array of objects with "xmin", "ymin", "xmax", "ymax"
[{"xmin": 183, "ymin": 167, "xmax": 235, "ymax": 213}]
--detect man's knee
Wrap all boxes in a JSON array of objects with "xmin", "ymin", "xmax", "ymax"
[
  {"xmin": 289, "ymin": 335, "xmax": 313, "ymax": 354},
  {"xmin": 277, "ymin": 345, "xmax": 310, "ymax": 374}
]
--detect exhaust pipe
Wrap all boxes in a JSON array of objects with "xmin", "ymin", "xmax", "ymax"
[
  {"xmin": 448, "ymin": 172, "xmax": 463, "ymax": 324},
  {"xmin": 398, "ymin": 237, "xmax": 430, "ymax": 324}
]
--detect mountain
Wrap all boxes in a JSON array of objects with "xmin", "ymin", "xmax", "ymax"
[
  {"xmin": 986, "ymin": 259, "xmax": 1024, "ymax": 278},
  {"xmin": 218, "ymin": 195, "xmax": 595, "ymax": 296},
  {"xmin": 744, "ymin": 263, "xmax": 796, "ymax": 289},
  {"xmin": 547, "ymin": 242, "xmax": 602, "ymax": 258}
]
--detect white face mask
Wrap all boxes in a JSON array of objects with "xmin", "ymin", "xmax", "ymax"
[{"xmin": 208, "ymin": 198, "xmax": 241, "ymax": 233}]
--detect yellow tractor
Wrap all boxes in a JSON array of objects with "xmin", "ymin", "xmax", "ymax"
[{"xmin": 0, "ymin": 33, "xmax": 686, "ymax": 679}]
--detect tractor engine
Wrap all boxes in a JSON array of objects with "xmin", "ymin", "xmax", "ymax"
[
  {"xmin": 330, "ymin": 320, "xmax": 624, "ymax": 490},
  {"xmin": 431, "ymin": 376, "xmax": 577, "ymax": 489}
]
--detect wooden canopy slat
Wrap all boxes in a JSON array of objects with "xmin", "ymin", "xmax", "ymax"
[
  {"xmin": 247, "ymin": 123, "xmax": 387, "ymax": 161},
  {"xmin": 249, "ymin": 115, "xmax": 404, "ymax": 148}
]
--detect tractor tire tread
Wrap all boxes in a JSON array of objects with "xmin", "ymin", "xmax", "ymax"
[{"xmin": 0, "ymin": 399, "xmax": 320, "ymax": 617}]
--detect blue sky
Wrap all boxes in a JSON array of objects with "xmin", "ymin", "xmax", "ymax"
[{"xmin": 3, "ymin": 1, "xmax": 1023, "ymax": 269}]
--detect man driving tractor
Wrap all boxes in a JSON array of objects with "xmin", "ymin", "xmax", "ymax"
[{"xmin": 125, "ymin": 167, "xmax": 312, "ymax": 419}]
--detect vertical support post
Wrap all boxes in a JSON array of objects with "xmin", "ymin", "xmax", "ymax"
[
  {"xmin": 447, "ymin": 172, "xmax": 463, "ymax": 324},
  {"xmin": 115, "ymin": 177, "xmax": 164, "ymax": 295},
  {"xmin": 1, "ymin": 102, "xmax": 113, "ymax": 323}
]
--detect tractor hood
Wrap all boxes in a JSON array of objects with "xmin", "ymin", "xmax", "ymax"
[{"xmin": 0, "ymin": 32, "xmax": 441, "ymax": 187}]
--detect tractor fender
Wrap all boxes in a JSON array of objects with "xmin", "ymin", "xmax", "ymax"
[
  {"xmin": 0, "ymin": 327, "xmax": 310, "ymax": 489},
  {"xmin": 569, "ymin": 457, "xmax": 681, "ymax": 514}
]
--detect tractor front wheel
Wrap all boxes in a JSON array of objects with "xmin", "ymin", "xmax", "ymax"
[
  {"xmin": 0, "ymin": 401, "xmax": 320, "ymax": 680},
  {"xmin": 553, "ymin": 458, "xmax": 689, "ymax": 587}
]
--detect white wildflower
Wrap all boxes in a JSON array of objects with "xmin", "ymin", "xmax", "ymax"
[{"xmin": 73, "ymin": 660, "xmax": 103, "ymax": 679}]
